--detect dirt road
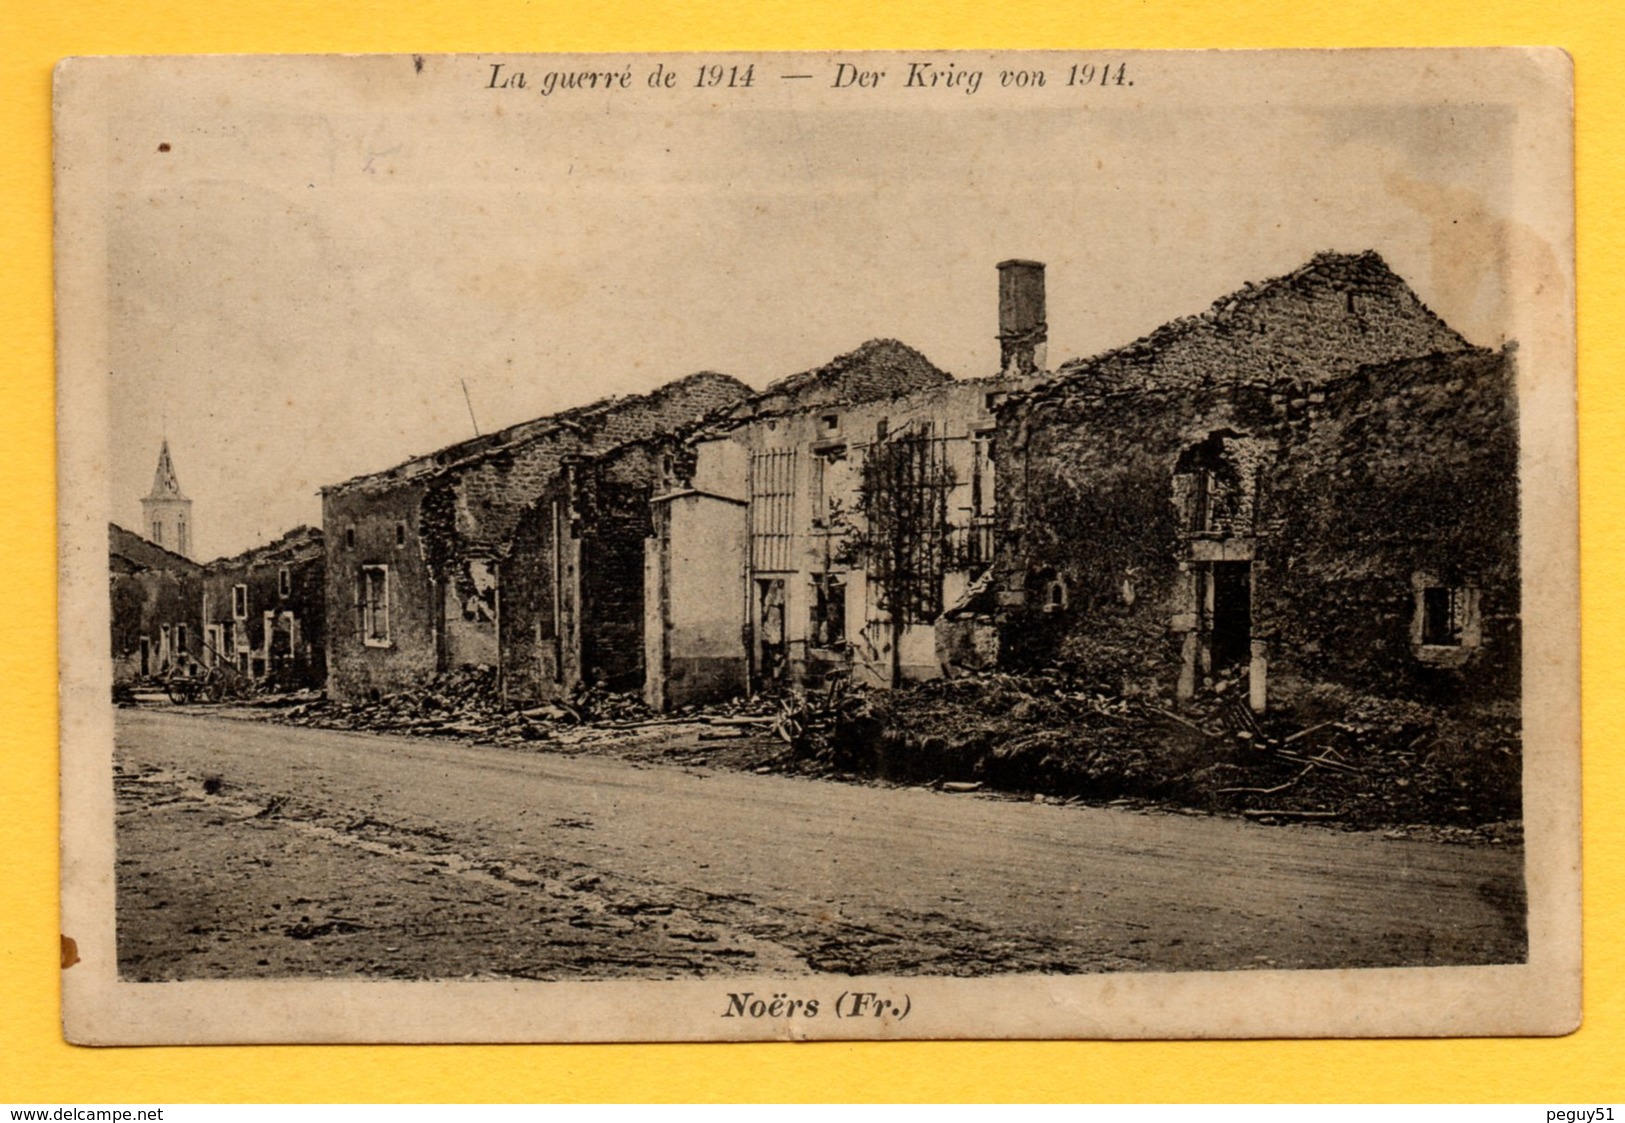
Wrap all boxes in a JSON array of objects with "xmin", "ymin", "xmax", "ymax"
[{"xmin": 114, "ymin": 708, "xmax": 1525, "ymax": 980}]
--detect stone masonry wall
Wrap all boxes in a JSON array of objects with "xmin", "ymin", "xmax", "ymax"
[
  {"xmin": 998, "ymin": 345, "xmax": 1518, "ymax": 714},
  {"xmin": 997, "ymin": 252, "xmax": 1514, "ymax": 718}
]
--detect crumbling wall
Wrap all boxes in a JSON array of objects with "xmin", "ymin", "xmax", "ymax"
[
  {"xmin": 428, "ymin": 372, "xmax": 748, "ymax": 565},
  {"xmin": 996, "ymin": 251, "xmax": 1503, "ymax": 706},
  {"xmin": 1000, "ymin": 382, "xmax": 1266, "ymax": 694},
  {"xmin": 999, "ymin": 344, "xmax": 1519, "ymax": 717},
  {"xmin": 329, "ymin": 372, "xmax": 748, "ymax": 703},
  {"xmin": 735, "ymin": 338, "xmax": 952, "ymax": 419},
  {"xmin": 1259, "ymin": 347, "xmax": 1520, "ymax": 706},
  {"xmin": 1044, "ymin": 251, "xmax": 1469, "ymax": 398},
  {"xmin": 497, "ymin": 491, "xmax": 564, "ymax": 705},
  {"xmin": 578, "ymin": 448, "xmax": 661, "ymax": 693}
]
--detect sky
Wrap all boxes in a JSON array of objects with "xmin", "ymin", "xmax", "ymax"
[{"xmin": 91, "ymin": 51, "xmax": 1531, "ymax": 559}]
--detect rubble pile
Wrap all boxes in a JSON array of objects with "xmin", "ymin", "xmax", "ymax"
[
  {"xmin": 243, "ymin": 661, "xmax": 1516, "ymax": 832},
  {"xmin": 270, "ymin": 667, "xmax": 785, "ymax": 752},
  {"xmin": 278, "ymin": 666, "xmax": 529, "ymax": 743},
  {"xmin": 838, "ymin": 670, "xmax": 1520, "ymax": 830}
]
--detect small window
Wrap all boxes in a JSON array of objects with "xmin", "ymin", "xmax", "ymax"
[
  {"xmin": 278, "ymin": 566, "xmax": 292, "ymax": 598},
  {"xmin": 820, "ymin": 412, "xmax": 840, "ymax": 435},
  {"xmin": 983, "ymin": 392, "xmax": 999, "ymax": 414},
  {"xmin": 151, "ymin": 521, "xmax": 163, "ymax": 545},
  {"xmin": 1044, "ymin": 576, "xmax": 1069, "ymax": 614},
  {"xmin": 1411, "ymin": 575, "xmax": 1481, "ymax": 660},
  {"xmin": 360, "ymin": 565, "xmax": 390, "ymax": 646},
  {"xmin": 875, "ymin": 418, "xmax": 889, "ymax": 440},
  {"xmin": 345, "ymin": 525, "xmax": 356, "ymax": 550},
  {"xmin": 232, "ymin": 584, "xmax": 248, "ymax": 619},
  {"xmin": 396, "ymin": 522, "xmax": 407, "ymax": 547}
]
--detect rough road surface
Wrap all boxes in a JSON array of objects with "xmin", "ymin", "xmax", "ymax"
[{"xmin": 115, "ymin": 709, "xmax": 1525, "ymax": 980}]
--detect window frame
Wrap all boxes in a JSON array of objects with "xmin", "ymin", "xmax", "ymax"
[
  {"xmin": 232, "ymin": 583, "xmax": 249, "ymax": 620},
  {"xmin": 360, "ymin": 564, "xmax": 392, "ymax": 648},
  {"xmin": 1410, "ymin": 573, "xmax": 1482, "ymax": 663}
]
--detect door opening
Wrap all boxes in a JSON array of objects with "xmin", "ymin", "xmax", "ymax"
[{"xmin": 1210, "ymin": 561, "xmax": 1252, "ymax": 673}]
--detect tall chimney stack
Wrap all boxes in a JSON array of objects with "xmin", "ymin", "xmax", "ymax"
[{"xmin": 997, "ymin": 259, "xmax": 1047, "ymax": 378}]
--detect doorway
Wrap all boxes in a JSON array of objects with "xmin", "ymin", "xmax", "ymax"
[
  {"xmin": 756, "ymin": 578, "xmax": 787, "ymax": 687},
  {"xmin": 1209, "ymin": 561, "xmax": 1252, "ymax": 673}
]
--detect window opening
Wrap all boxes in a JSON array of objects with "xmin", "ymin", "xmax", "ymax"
[
  {"xmin": 811, "ymin": 574, "xmax": 848, "ymax": 648},
  {"xmin": 360, "ymin": 565, "xmax": 390, "ymax": 646}
]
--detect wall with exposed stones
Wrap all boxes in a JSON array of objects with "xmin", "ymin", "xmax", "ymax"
[
  {"xmin": 998, "ymin": 342, "xmax": 1519, "ymax": 714},
  {"xmin": 996, "ymin": 252, "xmax": 1517, "ymax": 719}
]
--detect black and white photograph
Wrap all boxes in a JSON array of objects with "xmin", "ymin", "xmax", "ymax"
[{"xmin": 55, "ymin": 48, "xmax": 1579, "ymax": 1043}]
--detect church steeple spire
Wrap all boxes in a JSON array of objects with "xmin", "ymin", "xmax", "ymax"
[
  {"xmin": 148, "ymin": 438, "xmax": 188, "ymax": 501},
  {"xmin": 141, "ymin": 439, "xmax": 194, "ymax": 557}
]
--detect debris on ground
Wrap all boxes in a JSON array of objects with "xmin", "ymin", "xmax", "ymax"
[{"xmin": 138, "ymin": 659, "xmax": 1520, "ymax": 834}]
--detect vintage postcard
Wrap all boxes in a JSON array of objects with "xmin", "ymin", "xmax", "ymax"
[{"xmin": 55, "ymin": 49, "xmax": 1578, "ymax": 1043}]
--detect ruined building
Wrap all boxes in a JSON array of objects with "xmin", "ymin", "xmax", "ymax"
[
  {"xmin": 201, "ymin": 526, "xmax": 327, "ymax": 689},
  {"xmin": 309, "ymin": 250, "xmax": 1518, "ymax": 728},
  {"xmin": 109, "ymin": 522, "xmax": 203, "ymax": 683},
  {"xmin": 636, "ymin": 252, "xmax": 1517, "ymax": 723},
  {"xmin": 644, "ymin": 266, "xmax": 1051, "ymax": 708},
  {"xmin": 502, "ymin": 338, "xmax": 954, "ymax": 707},
  {"xmin": 320, "ymin": 372, "xmax": 751, "ymax": 701},
  {"xmin": 993, "ymin": 251, "xmax": 1518, "ymax": 714}
]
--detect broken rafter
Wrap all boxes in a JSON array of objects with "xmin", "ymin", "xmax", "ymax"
[
  {"xmin": 1216, "ymin": 764, "xmax": 1314, "ymax": 796},
  {"xmin": 1147, "ymin": 705, "xmax": 1221, "ymax": 738},
  {"xmin": 1282, "ymin": 720, "xmax": 1337, "ymax": 745}
]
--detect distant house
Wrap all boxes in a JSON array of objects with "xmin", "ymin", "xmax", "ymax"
[
  {"xmin": 320, "ymin": 372, "xmax": 752, "ymax": 702},
  {"xmin": 201, "ymin": 526, "xmax": 326, "ymax": 689},
  {"xmin": 109, "ymin": 523, "xmax": 203, "ymax": 683}
]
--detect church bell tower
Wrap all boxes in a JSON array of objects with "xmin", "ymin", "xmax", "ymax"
[{"xmin": 142, "ymin": 439, "xmax": 194, "ymax": 557}]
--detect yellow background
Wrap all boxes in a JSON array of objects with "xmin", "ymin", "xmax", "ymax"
[{"xmin": 3, "ymin": 0, "xmax": 1617, "ymax": 1103}]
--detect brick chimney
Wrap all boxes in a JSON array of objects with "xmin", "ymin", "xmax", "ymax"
[{"xmin": 997, "ymin": 259, "xmax": 1047, "ymax": 378}]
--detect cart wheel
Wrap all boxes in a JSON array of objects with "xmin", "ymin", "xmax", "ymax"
[{"xmin": 166, "ymin": 683, "xmax": 189, "ymax": 705}]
